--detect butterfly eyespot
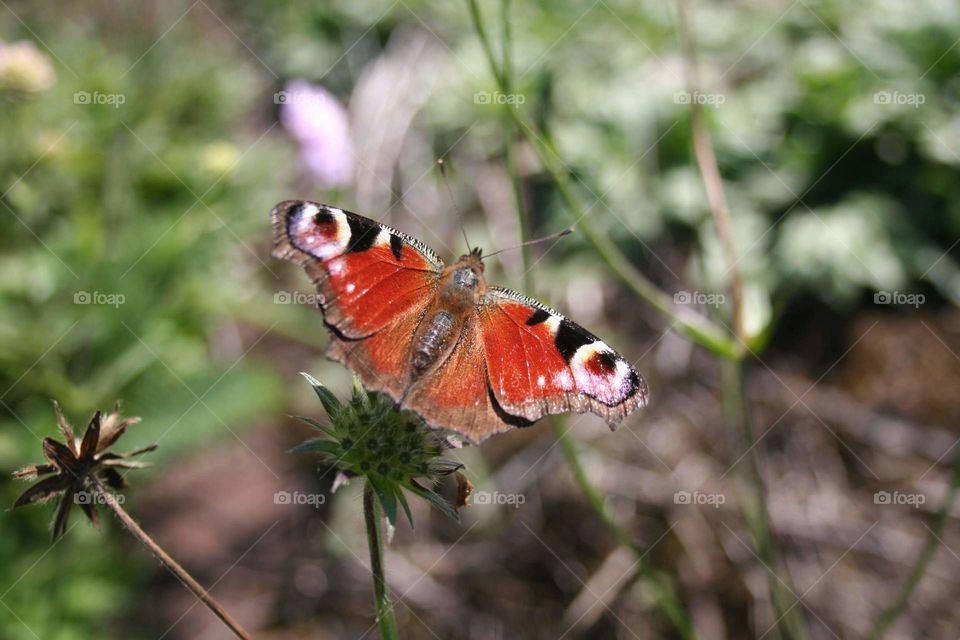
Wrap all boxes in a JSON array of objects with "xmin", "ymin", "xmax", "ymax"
[{"xmin": 587, "ymin": 350, "xmax": 618, "ymax": 376}]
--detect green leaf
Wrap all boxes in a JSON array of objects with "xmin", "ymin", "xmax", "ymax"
[
  {"xmin": 742, "ymin": 283, "xmax": 773, "ymax": 350},
  {"xmin": 291, "ymin": 438, "xmax": 343, "ymax": 457},
  {"xmin": 293, "ymin": 415, "xmax": 338, "ymax": 439},
  {"xmin": 300, "ymin": 372, "xmax": 341, "ymax": 420},
  {"xmin": 406, "ymin": 483, "xmax": 459, "ymax": 522},
  {"xmin": 396, "ymin": 488, "xmax": 414, "ymax": 528},
  {"xmin": 351, "ymin": 375, "xmax": 369, "ymax": 407},
  {"xmin": 369, "ymin": 476, "xmax": 398, "ymax": 526}
]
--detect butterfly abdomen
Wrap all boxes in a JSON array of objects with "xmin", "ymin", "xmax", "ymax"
[
  {"xmin": 409, "ymin": 257, "xmax": 488, "ymax": 380},
  {"xmin": 412, "ymin": 310, "xmax": 456, "ymax": 376}
]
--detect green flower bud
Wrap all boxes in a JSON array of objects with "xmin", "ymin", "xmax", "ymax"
[{"xmin": 293, "ymin": 375, "xmax": 464, "ymax": 525}]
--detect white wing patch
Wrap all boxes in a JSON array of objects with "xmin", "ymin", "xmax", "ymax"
[
  {"xmin": 374, "ymin": 228, "xmax": 392, "ymax": 247},
  {"xmin": 569, "ymin": 341, "xmax": 635, "ymax": 406},
  {"xmin": 289, "ymin": 204, "xmax": 349, "ymax": 260},
  {"xmin": 543, "ymin": 314, "xmax": 561, "ymax": 336}
]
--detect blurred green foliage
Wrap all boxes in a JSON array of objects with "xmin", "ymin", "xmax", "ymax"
[
  {"xmin": 237, "ymin": 0, "xmax": 960, "ymax": 319},
  {"xmin": 0, "ymin": 6, "xmax": 292, "ymax": 638},
  {"xmin": 2, "ymin": 0, "xmax": 960, "ymax": 636}
]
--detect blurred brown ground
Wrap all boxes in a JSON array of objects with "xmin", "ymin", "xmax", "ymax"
[{"xmin": 116, "ymin": 304, "xmax": 960, "ymax": 640}]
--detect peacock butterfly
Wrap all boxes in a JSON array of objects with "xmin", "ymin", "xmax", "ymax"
[{"xmin": 271, "ymin": 200, "xmax": 648, "ymax": 442}]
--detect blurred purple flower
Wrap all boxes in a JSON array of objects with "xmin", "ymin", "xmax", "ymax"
[{"xmin": 279, "ymin": 80, "xmax": 354, "ymax": 187}]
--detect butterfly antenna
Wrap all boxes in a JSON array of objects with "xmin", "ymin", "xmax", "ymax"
[
  {"xmin": 437, "ymin": 158, "xmax": 473, "ymax": 253},
  {"xmin": 481, "ymin": 227, "xmax": 575, "ymax": 259}
]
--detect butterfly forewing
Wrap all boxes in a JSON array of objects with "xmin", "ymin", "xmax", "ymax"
[
  {"xmin": 272, "ymin": 200, "xmax": 443, "ymax": 396},
  {"xmin": 272, "ymin": 200, "xmax": 443, "ymax": 339}
]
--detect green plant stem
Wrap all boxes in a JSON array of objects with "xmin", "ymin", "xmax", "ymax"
[
  {"xmin": 675, "ymin": 1, "xmax": 801, "ymax": 635},
  {"xmin": 464, "ymin": 0, "xmax": 740, "ymax": 360},
  {"xmin": 555, "ymin": 423, "xmax": 697, "ymax": 640},
  {"xmin": 676, "ymin": 0, "xmax": 745, "ymax": 342},
  {"xmin": 467, "ymin": 0, "xmax": 506, "ymax": 89},
  {"xmin": 91, "ymin": 477, "xmax": 252, "ymax": 640},
  {"xmin": 364, "ymin": 481, "xmax": 400, "ymax": 640},
  {"xmin": 866, "ymin": 456, "xmax": 960, "ymax": 640},
  {"xmin": 499, "ymin": 1, "xmax": 530, "ymax": 271},
  {"xmin": 486, "ymin": 4, "xmax": 695, "ymax": 635},
  {"xmin": 528, "ymin": 109, "xmax": 742, "ymax": 358},
  {"xmin": 721, "ymin": 359, "xmax": 806, "ymax": 640},
  {"xmin": 496, "ymin": 0, "xmax": 533, "ymax": 292}
]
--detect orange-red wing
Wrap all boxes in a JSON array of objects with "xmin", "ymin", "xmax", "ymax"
[
  {"xmin": 271, "ymin": 200, "xmax": 443, "ymax": 339},
  {"xmin": 401, "ymin": 315, "xmax": 518, "ymax": 442},
  {"xmin": 478, "ymin": 287, "xmax": 648, "ymax": 427},
  {"xmin": 326, "ymin": 309, "xmax": 429, "ymax": 401}
]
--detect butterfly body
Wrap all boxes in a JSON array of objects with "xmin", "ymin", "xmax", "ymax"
[
  {"xmin": 410, "ymin": 252, "xmax": 485, "ymax": 380},
  {"xmin": 272, "ymin": 200, "xmax": 647, "ymax": 442}
]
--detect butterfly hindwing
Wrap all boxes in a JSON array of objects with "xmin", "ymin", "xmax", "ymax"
[
  {"xmin": 326, "ymin": 310, "xmax": 430, "ymax": 401},
  {"xmin": 400, "ymin": 315, "xmax": 513, "ymax": 441},
  {"xmin": 479, "ymin": 287, "xmax": 648, "ymax": 427}
]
